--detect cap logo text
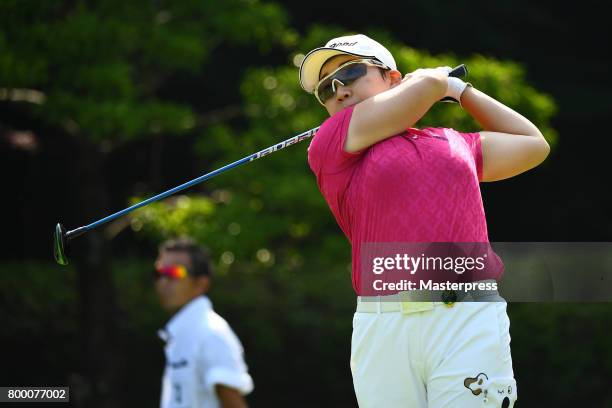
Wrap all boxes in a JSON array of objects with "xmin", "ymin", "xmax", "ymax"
[{"xmin": 328, "ymin": 41, "xmax": 358, "ymax": 48}]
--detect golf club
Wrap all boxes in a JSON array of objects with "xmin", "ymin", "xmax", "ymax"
[{"xmin": 54, "ymin": 64, "xmax": 468, "ymax": 265}]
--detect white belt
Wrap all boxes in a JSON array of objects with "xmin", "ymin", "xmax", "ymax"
[{"xmin": 356, "ymin": 300, "xmax": 439, "ymax": 314}]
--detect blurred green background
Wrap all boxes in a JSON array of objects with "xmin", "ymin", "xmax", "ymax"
[{"xmin": 1, "ymin": 0, "xmax": 611, "ymax": 406}]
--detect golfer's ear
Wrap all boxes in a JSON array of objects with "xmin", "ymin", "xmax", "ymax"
[{"xmin": 388, "ymin": 70, "xmax": 402, "ymax": 86}]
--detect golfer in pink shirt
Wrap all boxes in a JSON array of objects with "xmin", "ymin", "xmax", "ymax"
[{"xmin": 299, "ymin": 34, "xmax": 549, "ymax": 407}]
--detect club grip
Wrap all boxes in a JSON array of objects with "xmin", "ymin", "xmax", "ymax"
[{"xmin": 449, "ymin": 64, "xmax": 467, "ymax": 78}]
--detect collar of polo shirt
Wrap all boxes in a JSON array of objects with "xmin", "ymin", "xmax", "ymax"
[{"xmin": 159, "ymin": 295, "xmax": 212, "ymax": 341}]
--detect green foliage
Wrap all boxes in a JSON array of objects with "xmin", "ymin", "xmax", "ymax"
[
  {"xmin": 0, "ymin": 262, "xmax": 78, "ymax": 336},
  {"xmin": 131, "ymin": 195, "xmax": 216, "ymax": 242},
  {"xmin": 0, "ymin": 0, "xmax": 293, "ymax": 142},
  {"xmin": 508, "ymin": 303, "xmax": 612, "ymax": 404}
]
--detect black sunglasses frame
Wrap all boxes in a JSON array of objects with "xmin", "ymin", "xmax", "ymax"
[{"xmin": 315, "ymin": 59, "xmax": 388, "ymax": 105}]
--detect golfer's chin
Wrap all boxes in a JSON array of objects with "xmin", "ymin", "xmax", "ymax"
[
  {"xmin": 158, "ymin": 297, "xmax": 184, "ymax": 312},
  {"xmin": 327, "ymin": 100, "xmax": 360, "ymax": 115}
]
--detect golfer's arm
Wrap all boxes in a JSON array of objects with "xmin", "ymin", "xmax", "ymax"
[
  {"xmin": 461, "ymin": 86, "xmax": 550, "ymax": 182},
  {"xmin": 216, "ymin": 384, "xmax": 248, "ymax": 408},
  {"xmin": 345, "ymin": 75, "xmax": 447, "ymax": 152}
]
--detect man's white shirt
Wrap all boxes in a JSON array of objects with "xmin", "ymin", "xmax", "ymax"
[{"xmin": 159, "ymin": 296, "xmax": 254, "ymax": 408}]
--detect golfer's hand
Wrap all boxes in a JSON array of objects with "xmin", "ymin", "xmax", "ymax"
[
  {"xmin": 402, "ymin": 67, "xmax": 469, "ymax": 103},
  {"xmin": 402, "ymin": 66, "xmax": 451, "ymax": 83}
]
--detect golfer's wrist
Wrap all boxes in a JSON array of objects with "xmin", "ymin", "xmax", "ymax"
[
  {"xmin": 458, "ymin": 82, "xmax": 474, "ymax": 105},
  {"xmin": 446, "ymin": 77, "xmax": 471, "ymax": 103}
]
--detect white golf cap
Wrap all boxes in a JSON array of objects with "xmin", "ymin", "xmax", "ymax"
[{"xmin": 299, "ymin": 34, "xmax": 397, "ymax": 93}]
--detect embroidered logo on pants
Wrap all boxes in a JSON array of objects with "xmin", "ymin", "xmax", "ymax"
[
  {"xmin": 464, "ymin": 373, "xmax": 513, "ymax": 407},
  {"xmin": 464, "ymin": 372, "xmax": 488, "ymax": 396}
]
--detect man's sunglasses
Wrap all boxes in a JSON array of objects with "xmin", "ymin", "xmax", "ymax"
[
  {"xmin": 154, "ymin": 264, "xmax": 189, "ymax": 280},
  {"xmin": 315, "ymin": 58, "xmax": 389, "ymax": 105}
]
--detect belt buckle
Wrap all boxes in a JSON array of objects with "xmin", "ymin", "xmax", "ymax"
[{"xmin": 441, "ymin": 289, "xmax": 458, "ymax": 307}]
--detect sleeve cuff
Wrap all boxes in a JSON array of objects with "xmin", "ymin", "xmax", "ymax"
[{"xmin": 205, "ymin": 367, "xmax": 254, "ymax": 395}]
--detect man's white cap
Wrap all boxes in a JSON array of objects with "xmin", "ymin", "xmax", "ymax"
[{"xmin": 299, "ymin": 34, "xmax": 397, "ymax": 93}]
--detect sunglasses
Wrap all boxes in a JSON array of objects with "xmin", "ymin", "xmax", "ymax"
[
  {"xmin": 315, "ymin": 58, "xmax": 389, "ymax": 105},
  {"xmin": 154, "ymin": 264, "xmax": 189, "ymax": 280}
]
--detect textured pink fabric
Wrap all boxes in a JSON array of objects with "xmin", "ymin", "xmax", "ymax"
[{"xmin": 308, "ymin": 105, "xmax": 502, "ymax": 294}]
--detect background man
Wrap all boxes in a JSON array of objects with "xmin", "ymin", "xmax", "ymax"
[{"xmin": 154, "ymin": 238, "xmax": 253, "ymax": 408}]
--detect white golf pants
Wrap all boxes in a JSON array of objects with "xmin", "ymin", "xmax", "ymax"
[{"xmin": 350, "ymin": 300, "xmax": 517, "ymax": 408}]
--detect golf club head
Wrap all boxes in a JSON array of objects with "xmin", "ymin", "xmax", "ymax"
[{"xmin": 54, "ymin": 223, "xmax": 69, "ymax": 265}]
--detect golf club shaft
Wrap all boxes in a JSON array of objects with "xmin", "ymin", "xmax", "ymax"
[
  {"xmin": 65, "ymin": 64, "xmax": 467, "ymax": 240},
  {"xmin": 66, "ymin": 127, "xmax": 319, "ymax": 239}
]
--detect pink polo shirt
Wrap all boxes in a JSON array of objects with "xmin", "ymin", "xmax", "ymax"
[{"xmin": 308, "ymin": 105, "xmax": 502, "ymax": 295}]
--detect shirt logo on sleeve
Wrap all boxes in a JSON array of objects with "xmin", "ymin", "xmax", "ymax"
[{"xmin": 167, "ymin": 358, "xmax": 189, "ymax": 369}]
